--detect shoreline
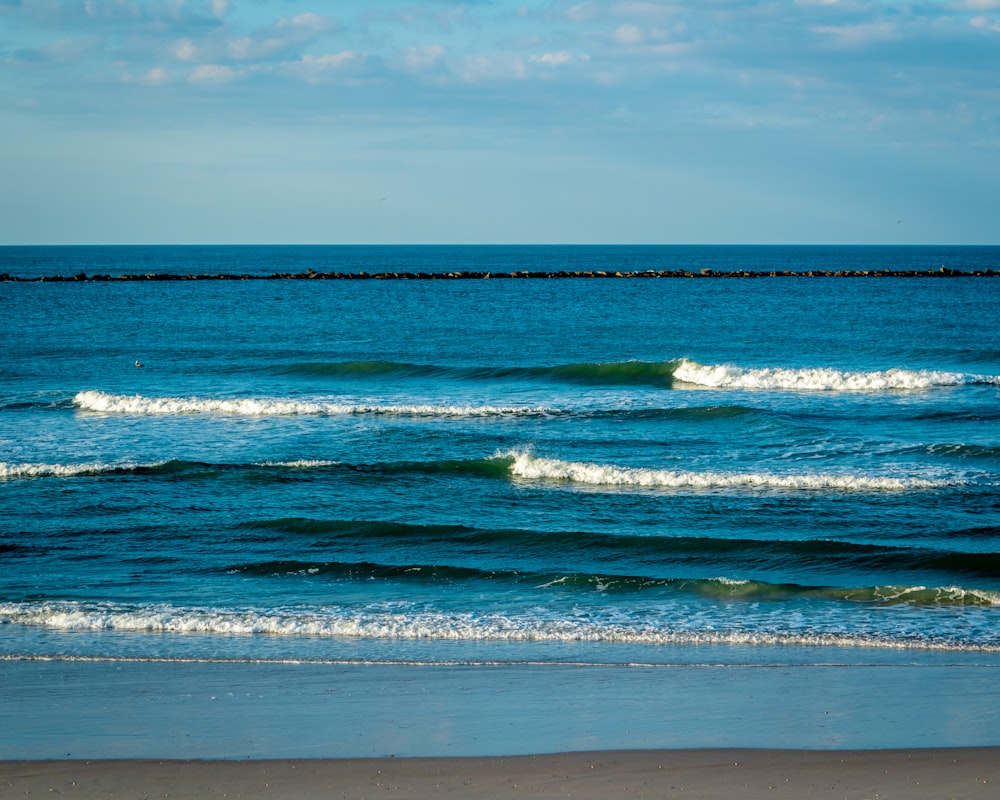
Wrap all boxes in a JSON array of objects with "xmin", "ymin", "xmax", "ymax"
[{"xmin": 2, "ymin": 749, "xmax": 998, "ymax": 799}]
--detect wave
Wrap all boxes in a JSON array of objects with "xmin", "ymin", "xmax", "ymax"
[
  {"xmin": 73, "ymin": 390, "xmax": 551, "ymax": 417},
  {"xmin": 0, "ymin": 461, "xmax": 151, "ymax": 479},
  {"xmin": 0, "ymin": 456, "xmax": 516, "ymax": 483},
  {"xmin": 1, "ymin": 452, "xmax": 954, "ymax": 493},
  {"xmin": 224, "ymin": 549, "xmax": 1000, "ymax": 585},
  {"xmin": 1, "ymin": 452, "xmax": 958, "ymax": 493},
  {"xmin": 3, "ymin": 599, "xmax": 997, "ymax": 651},
  {"xmin": 896, "ymin": 443, "xmax": 1000, "ymax": 462},
  {"xmin": 673, "ymin": 360, "xmax": 1000, "ymax": 391},
  {"xmin": 14, "ymin": 391, "xmax": 769, "ymax": 425},
  {"xmin": 271, "ymin": 358, "xmax": 1000, "ymax": 393},
  {"xmin": 276, "ymin": 357, "xmax": 1000, "ymax": 393},
  {"xmin": 501, "ymin": 451, "xmax": 948, "ymax": 492},
  {"xmin": 274, "ymin": 359, "xmax": 681, "ymax": 387},
  {"xmin": 0, "ymin": 459, "xmax": 343, "ymax": 480},
  {"xmin": 272, "ymin": 360, "xmax": 446, "ymax": 379},
  {"xmin": 239, "ymin": 518, "xmax": 1000, "ymax": 579}
]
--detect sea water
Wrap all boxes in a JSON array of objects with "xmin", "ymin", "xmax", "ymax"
[{"xmin": 2, "ymin": 246, "xmax": 999, "ymax": 676}]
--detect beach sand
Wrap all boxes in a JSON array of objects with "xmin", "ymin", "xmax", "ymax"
[{"xmin": 2, "ymin": 749, "xmax": 998, "ymax": 799}]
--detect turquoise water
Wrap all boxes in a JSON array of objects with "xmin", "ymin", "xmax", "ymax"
[{"xmin": 2, "ymin": 246, "xmax": 999, "ymax": 671}]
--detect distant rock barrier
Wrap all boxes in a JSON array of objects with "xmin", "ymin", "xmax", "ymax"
[{"xmin": 1, "ymin": 266, "xmax": 996, "ymax": 282}]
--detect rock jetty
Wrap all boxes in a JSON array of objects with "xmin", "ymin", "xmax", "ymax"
[{"xmin": 0, "ymin": 266, "xmax": 995, "ymax": 282}]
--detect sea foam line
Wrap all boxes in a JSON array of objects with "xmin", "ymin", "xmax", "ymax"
[
  {"xmin": 73, "ymin": 390, "xmax": 550, "ymax": 417},
  {"xmin": 502, "ymin": 451, "xmax": 946, "ymax": 492},
  {"xmin": 2, "ymin": 601, "xmax": 997, "ymax": 652},
  {"xmin": 673, "ymin": 360, "xmax": 1000, "ymax": 391},
  {"xmin": 0, "ymin": 461, "xmax": 140, "ymax": 479},
  {"xmin": 0, "ymin": 459, "xmax": 340, "ymax": 480}
]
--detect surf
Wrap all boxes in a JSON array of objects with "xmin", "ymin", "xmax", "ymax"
[
  {"xmin": 3, "ymin": 597, "xmax": 997, "ymax": 651},
  {"xmin": 498, "ymin": 451, "xmax": 949, "ymax": 492},
  {"xmin": 73, "ymin": 390, "xmax": 552, "ymax": 418},
  {"xmin": 673, "ymin": 359, "xmax": 1000, "ymax": 391}
]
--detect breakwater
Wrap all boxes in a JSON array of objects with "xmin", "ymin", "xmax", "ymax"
[{"xmin": 1, "ymin": 266, "xmax": 997, "ymax": 281}]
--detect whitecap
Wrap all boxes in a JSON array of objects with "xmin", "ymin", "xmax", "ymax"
[
  {"xmin": 0, "ymin": 461, "xmax": 138, "ymax": 479},
  {"xmin": 501, "ymin": 451, "xmax": 945, "ymax": 492},
  {"xmin": 73, "ymin": 390, "xmax": 549, "ymax": 418},
  {"xmin": 673, "ymin": 360, "xmax": 999, "ymax": 392},
  {"xmin": 2, "ymin": 600, "xmax": 997, "ymax": 652}
]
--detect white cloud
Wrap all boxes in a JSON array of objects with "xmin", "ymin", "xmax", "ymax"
[
  {"xmin": 226, "ymin": 13, "xmax": 337, "ymax": 62},
  {"xmin": 142, "ymin": 66, "xmax": 169, "ymax": 85},
  {"xmin": 459, "ymin": 54, "xmax": 527, "ymax": 82},
  {"xmin": 536, "ymin": 51, "xmax": 570, "ymax": 66},
  {"xmin": 614, "ymin": 24, "xmax": 645, "ymax": 45},
  {"xmin": 532, "ymin": 50, "xmax": 591, "ymax": 68},
  {"xmin": 970, "ymin": 14, "xmax": 1000, "ymax": 28},
  {"xmin": 812, "ymin": 21, "xmax": 899, "ymax": 47},
  {"xmin": 188, "ymin": 63, "xmax": 239, "ymax": 84},
  {"xmin": 275, "ymin": 12, "xmax": 330, "ymax": 35},
  {"xmin": 284, "ymin": 51, "xmax": 380, "ymax": 84},
  {"xmin": 299, "ymin": 51, "xmax": 359, "ymax": 70},
  {"xmin": 174, "ymin": 39, "xmax": 198, "ymax": 62}
]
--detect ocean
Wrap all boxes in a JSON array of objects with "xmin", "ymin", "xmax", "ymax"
[{"xmin": 2, "ymin": 245, "xmax": 999, "ymax": 754}]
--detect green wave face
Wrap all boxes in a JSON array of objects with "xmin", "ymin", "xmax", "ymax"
[
  {"xmin": 270, "ymin": 359, "xmax": 684, "ymax": 387},
  {"xmin": 272, "ymin": 360, "xmax": 446, "ymax": 378}
]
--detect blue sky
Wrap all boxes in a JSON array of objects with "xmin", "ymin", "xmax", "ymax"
[{"xmin": 1, "ymin": 0, "xmax": 998, "ymax": 244}]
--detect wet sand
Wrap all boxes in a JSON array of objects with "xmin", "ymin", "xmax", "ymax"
[
  {"xmin": 2, "ymin": 749, "xmax": 998, "ymax": 799},
  {"xmin": 4, "ymin": 657, "xmax": 999, "ymax": 797},
  {"xmin": 5, "ymin": 657, "xmax": 1000, "ymax": 759}
]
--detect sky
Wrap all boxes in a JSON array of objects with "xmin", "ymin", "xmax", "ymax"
[{"xmin": 1, "ymin": 0, "xmax": 998, "ymax": 244}]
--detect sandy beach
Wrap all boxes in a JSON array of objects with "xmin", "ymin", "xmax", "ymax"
[{"xmin": 2, "ymin": 749, "xmax": 997, "ymax": 799}]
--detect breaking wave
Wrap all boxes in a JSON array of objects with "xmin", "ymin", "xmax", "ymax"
[
  {"xmin": 2, "ymin": 598, "xmax": 997, "ymax": 651},
  {"xmin": 501, "ymin": 451, "xmax": 947, "ymax": 492},
  {"xmin": 1, "ymin": 453, "xmax": 956, "ymax": 494},
  {"xmin": 73, "ymin": 390, "xmax": 550, "ymax": 418},
  {"xmin": 1, "ymin": 452, "xmax": 961, "ymax": 495},
  {"xmin": 271, "ymin": 359, "xmax": 1000, "ymax": 392},
  {"xmin": 673, "ymin": 360, "xmax": 1000, "ymax": 392},
  {"xmin": 0, "ymin": 459, "xmax": 343, "ymax": 480},
  {"xmin": 271, "ymin": 358, "xmax": 1000, "ymax": 393}
]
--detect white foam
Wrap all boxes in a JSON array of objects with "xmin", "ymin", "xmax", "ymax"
[
  {"xmin": 0, "ymin": 459, "xmax": 340, "ymax": 479},
  {"xmin": 73, "ymin": 390, "xmax": 549, "ymax": 418},
  {"xmin": 0, "ymin": 461, "xmax": 138, "ymax": 479},
  {"xmin": 673, "ymin": 359, "xmax": 999, "ymax": 392},
  {"xmin": 2, "ymin": 600, "xmax": 997, "ymax": 652},
  {"xmin": 260, "ymin": 460, "xmax": 340, "ymax": 468},
  {"xmin": 503, "ymin": 451, "xmax": 943, "ymax": 491}
]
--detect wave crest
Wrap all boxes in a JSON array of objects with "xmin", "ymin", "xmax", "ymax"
[
  {"xmin": 3, "ymin": 600, "xmax": 996, "ymax": 651},
  {"xmin": 73, "ymin": 390, "xmax": 549, "ymax": 418},
  {"xmin": 501, "ymin": 451, "xmax": 945, "ymax": 492},
  {"xmin": 673, "ymin": 360, "xmax": 999, "ymax": 391}
]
